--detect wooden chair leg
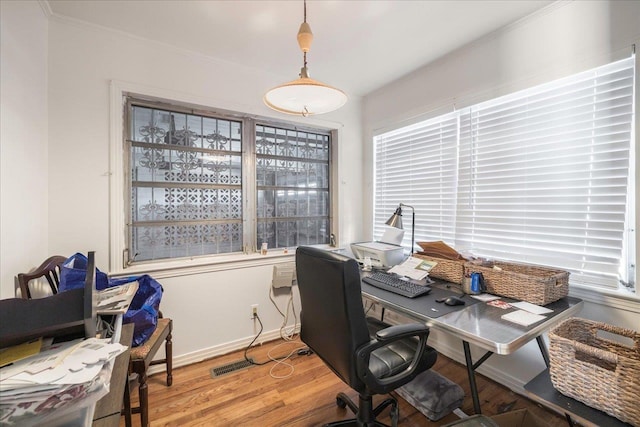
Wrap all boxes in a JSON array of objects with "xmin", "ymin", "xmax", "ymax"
[
  {"xmin": 166, "ymin": 331, "xmax": 173, "ymax": 386},
  {"xmin": 122, "ymin": 374, "xmax": 133, "ymax": 427},
  {"xmin": 138, "ymin": 370, "xmax": 149, "ymax": 427}
]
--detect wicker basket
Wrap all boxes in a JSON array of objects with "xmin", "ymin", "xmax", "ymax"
[
  {"xmin": 549, "ymin": 318, "xmax": 640, "ymax": 426},
  {"xmin": 414, "ymin": 253, "xmax": 464, "ymax": 284},
  {"xmin": 463, "ymin": 261, "xmax": 568, "ymax": 305}
]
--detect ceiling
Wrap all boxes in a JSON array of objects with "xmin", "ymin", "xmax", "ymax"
[{"xmin": 46, "ymin": 0, "xmax": 554, "ymax": 98}]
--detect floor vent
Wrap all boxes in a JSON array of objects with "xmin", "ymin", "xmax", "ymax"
[{"xmin": 210, "ymin": 358, "xmax": 254, "ymax": 378}]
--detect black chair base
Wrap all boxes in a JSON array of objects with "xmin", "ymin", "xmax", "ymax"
[{"xmin": 324, "ymin": 392, "xmax": 399, "ymax": 427}]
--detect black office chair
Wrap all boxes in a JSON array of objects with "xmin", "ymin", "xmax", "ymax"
[{"xmin": 295, "ymin": 246, "xmax": 438, "ymax": 427}]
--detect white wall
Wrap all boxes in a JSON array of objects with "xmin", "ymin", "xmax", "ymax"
[
  {"xmin": 363, "ymin": 0, "xmax": 640, "ymax": 392},
  {"xmin": 0, "ymin": 1, "xmax": 50, "ymax": 299},
  {"xmin": 43, "ymin": 15, "xmax": 363, "ymax": 363}
]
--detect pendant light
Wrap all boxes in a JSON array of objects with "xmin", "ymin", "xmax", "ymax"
[{"xmin": 263, "ymin": 0, "xmax": 347, "ymax": 117}]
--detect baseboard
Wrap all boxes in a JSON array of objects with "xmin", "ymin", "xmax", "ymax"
[{"xmin": 147, "ymin": 326, "xmax": 300, "ymax": 376}]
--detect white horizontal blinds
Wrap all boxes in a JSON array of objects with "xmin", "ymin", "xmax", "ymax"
[
  {"xmin": 456, "ymin": 57, "xmax": 635, "ymax": 289},
  {"xmin": 374, "ymin": 112, "xmax": 459, "ymax": 250}
]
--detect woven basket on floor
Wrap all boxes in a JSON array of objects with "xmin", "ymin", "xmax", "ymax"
[
  {"xmin": 549, "ymin": 317, "xmax": 640, "ymax": 426},
  {"xmin": 414, "ymin": 253, "xmax": 464, "ymax": 284},
  {"xmin": 463, "ymin": 261, "xmax": 569, "ymax": 305}
]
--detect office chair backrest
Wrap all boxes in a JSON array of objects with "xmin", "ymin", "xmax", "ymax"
[{"xmin": 296, "ymin": 246, "xmax": 371, "ymax": 389}]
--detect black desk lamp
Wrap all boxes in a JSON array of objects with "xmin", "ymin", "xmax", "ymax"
[{"xmin": 385, "ymin": 203, "xmax": 415, "ymax": 254}]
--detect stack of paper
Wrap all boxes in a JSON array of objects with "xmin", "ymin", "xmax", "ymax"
[
  {"xmin": 0, "ymin": 337, "xmax": 126, "ymax": 425},
  {"xmin": 500, "ymin": 299, "xmax": 555, "ymax": 326},
  {"xmin": 501, "ymin": 310, "xmax": 546, "ymax": 326},
  {"xmin": 1, "ymin": 338, "xmax": 125, "ymax": 389},
  {"xmin": 388, "ymin": 256, "xmax": 436, "ymax": 281},
  {"xmin": 97, "ymin": 281, "xmax": 139, "ymax": 314},
  {"xmin": 509, "ymin": 301, "xmax": 553, "ymax": 315},
  {"xmin": 0, "ymin": 338, "xmax": 42, "ymax": 368}
]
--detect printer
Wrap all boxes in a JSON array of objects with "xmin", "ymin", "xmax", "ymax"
[{"xmin": 350, "ymin": 241, "xmax": 405, "ymax": 268}]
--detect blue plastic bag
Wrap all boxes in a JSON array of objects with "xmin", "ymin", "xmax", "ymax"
[
  {"xmin": 110, "ymin": 275, "xmax": 164, "ymax": 347},
  {"xmin": 58, "ymin": 253, "xmax": 164, "ymax": 346},
  {"xmin": 59, "ymin": 252, "xmax": 110, "ymax": 290}
]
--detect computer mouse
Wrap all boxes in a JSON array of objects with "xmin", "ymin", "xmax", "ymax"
[{"xmin": 444, "ymin": 296, "xmax": 466, "ymax": 306}]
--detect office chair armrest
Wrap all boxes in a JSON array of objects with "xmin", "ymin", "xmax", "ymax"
[
  {"xmin": 356, "ymin": 324, "xmax": 431, "ymax": 394},
  {"xmin": 375, "ymin": 323, "xmax": 429, "ymax": 341}
]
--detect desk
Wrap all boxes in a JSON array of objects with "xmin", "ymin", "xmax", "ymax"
[
  {"xmin": 361, "ymin": 278, "xmax": 583, "ymax": 414},
  {"xmin": 93, "ymin": 323, "xmax": 134, "ymax": 427}
]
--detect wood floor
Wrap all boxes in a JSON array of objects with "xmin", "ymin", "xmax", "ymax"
[{"xmin": 122, "ymin": 338, "xmax": 568, "ymax": 426}]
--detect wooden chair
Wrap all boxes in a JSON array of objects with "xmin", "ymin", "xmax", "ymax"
[
  {"xmin": 17, "ymin": 255, "xmax": 67, "ymax": 299},
  {"xmin": 125, "ymin": 314, "xmax": 173, "ymax": 427}
]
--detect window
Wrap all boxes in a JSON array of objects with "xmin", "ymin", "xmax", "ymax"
[
  {"xmin": 256, "ymin": 125, "xmax": 331, "ymax": 249},
  {"xmin": 125, "ymin": 98, "xmax": 332, "ymax": 265},
  {"xmin": 374, "ymin": 56, "xmax": 636, "ymax": 294}
]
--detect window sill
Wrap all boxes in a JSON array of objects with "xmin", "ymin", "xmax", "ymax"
[
  {"xmin": 569, "ymin": 284, "xmax": 640, "ymax": 314},
  {"xmin": 110, "ymin": 249, "xmax": 295, "ymax": 280},
  {"xmin": 108, "ymin": 245, "xmax": 337, "ymax": 280}
]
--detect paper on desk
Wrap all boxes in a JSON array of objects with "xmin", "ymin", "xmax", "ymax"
[
  {"xmin": 381, "ymin": 228, "xmax": 404, "ymax": 245},
  {"xmin": 387, "ymin": 257, "xmax": 431, "ymax": 280},
  {"xmin": 65, "ymin": 339, "xmax": 127, "ymax": 366},
  {"xmin": 97, "ymin": 281, "xmax": 139, "ymax": 314},
  {"xmin": 0, "ymin": 338, "xmax": 126, "ymax": 390},
  {"xmin": 469, "ymin": 293, "xmax": 501, "ymax": 302},
  {"xmin": 8, "ymin": 365, "xmax": 69, "ymax": 385},
  {"xmin": 0, "ymin": 339, "xmax": 83, "ymax": 379},
  {"xmin": 501, "ymin": 310, "xmax": 546, "ymax": 326},
  {"xmin": 510, "ymin": 301, "xmax": 553, "ymax": 315},
  {"xmin": 0, "ymin": 338, "xmax": 42, "ymax": 368},
  {"xmin": 52, "ymin": 363, "xmax": 103, "ymax": 385}
]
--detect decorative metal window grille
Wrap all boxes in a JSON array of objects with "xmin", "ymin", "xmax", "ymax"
[
  {"xmin": 128, "ymin": 102, "xmax": 243, "ymax": 262},
  {"xmin": 125, "ymin": 98, "xmax": 332, "ymax": 265},
  {"xmin": 256, "ymin": 124, "xmax": 330, "ymax": 249}
]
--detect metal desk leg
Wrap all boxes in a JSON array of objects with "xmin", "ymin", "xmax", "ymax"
[
  {"xmin": 564, "ymin": 413, "xmax": 576, "ymax": 426},
  {"xmin": 463, "ymin": 341, "xmax": 482, "ymax": 414},
  {"xmin": 536, "ymin": 335, "xmax": 550, "ymax": 368}
]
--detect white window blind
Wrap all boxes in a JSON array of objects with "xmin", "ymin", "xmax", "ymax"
[
  {"xmin": 374, "ymin": 56, "xmax": 635, "ymax": 292},
  {"xmin": 374, "ymin": 112, "xmax": 459, "ymax": 246}
]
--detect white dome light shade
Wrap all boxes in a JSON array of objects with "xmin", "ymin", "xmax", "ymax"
[
  {"xmin": 264, "ymin": 77, "xmax": 347, "ymax": 116},
  {"xmin": 263, "ymin": 0, "xmax": 347, "ymax": 117}
]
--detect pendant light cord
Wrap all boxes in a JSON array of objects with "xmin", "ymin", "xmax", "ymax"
[{"xmin": 303, "ymin": 0, "xmax": 308, "ymax": 69}]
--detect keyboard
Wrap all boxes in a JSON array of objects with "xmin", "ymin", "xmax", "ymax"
[{"xmin": 362, "ymin": 272, "xmax": 431, "ymax": 298}]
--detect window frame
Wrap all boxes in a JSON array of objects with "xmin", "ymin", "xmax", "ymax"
[
  {"xmin": 109, "ymin": 82, "xmax": 339, "ymax": 276},
  {"xmin": 124, "ymin": 98, "xmax": 247, "ymax": 263},
  {"xmin": 254, "ymin": 123, "xmax": 333, "ymax": 251}
]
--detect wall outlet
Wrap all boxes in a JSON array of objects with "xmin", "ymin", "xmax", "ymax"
[{"xmin": 251, "ymin": 304, "xmax": 258, "ymax": 319}]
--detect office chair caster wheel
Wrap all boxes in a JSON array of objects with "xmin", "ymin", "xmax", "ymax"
[{"xmin": 336, "ymin": 396, "xmax": 347, "ymax": 409}]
